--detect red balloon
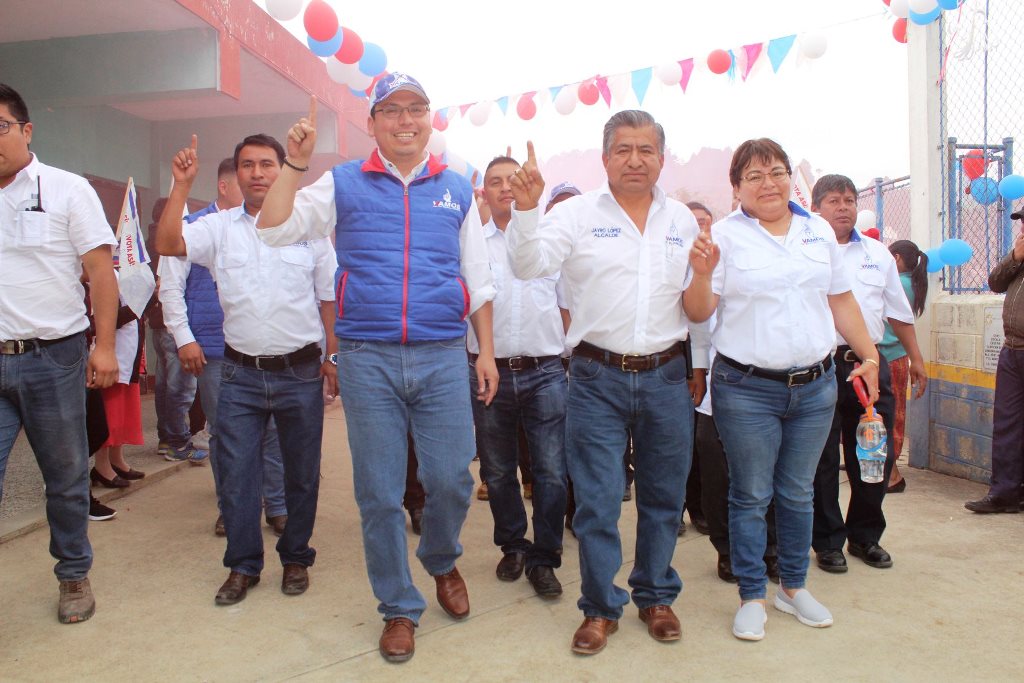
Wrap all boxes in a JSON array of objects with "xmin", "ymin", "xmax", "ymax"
[
  {"xmin": 707, "ymin": 49, "xmax": 732, "ymax": 75},
  {"xmin": 578, "ymin": 80, "xmax": 599, "ymax": 106},
  {"xmin": 334, "ymin": 27, "xmax": 364, "ymax": 64},
  {"xmin": 432, "ymin": 110, "xmax": 448, "ymax": 132},
  {"xmin": 516, "ymin": 95, "xmax": 537, "ymax": 120},
  {"xmin": 303, "ymin": 0, "xmax": 338, "ymax": 42},
  {"xmin": 892, "ymin": 18, "xmax": 908, "ymax": 43},
  {"xmin": 364, "ymin": 72, "xmax": 388, "ymax": 97},
  {"xmin": 963, "ymin": 150, "xmax": 987, "ymax": 180},
  {"xmin": 862, "ymin": 227, "xmax": 881, "ymax": 240},
  {"xmin": 882, "ymin": 0, "xmax": 891, "ymax": 5}
]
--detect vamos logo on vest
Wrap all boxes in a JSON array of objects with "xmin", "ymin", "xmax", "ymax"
[{"xmin": 433, "ymin": 189, "xmax": 462, "ymax": 212}]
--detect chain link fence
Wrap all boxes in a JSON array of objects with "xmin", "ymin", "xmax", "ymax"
[
  {"xmin": 857, "ymin": 176, "xmax": 911, "ymax": 247},
  {"xmin": 939, "ymin": 0, "xmax": 1024, "ymax": 293}
]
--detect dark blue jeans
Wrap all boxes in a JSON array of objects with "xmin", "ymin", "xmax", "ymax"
[
  {"xmin": 151, "ymin": 328, "xmax": 197, "ymax": 448},
  {"xmin": 567, "ymin": 353, "xmax": 694, "ymax": 620},
  {"xmin": 471, "ymin": 357, "xmax": 567, "ymax": 569},
  {"xmin": 0, "ymin": 333, "xmax": 92, "ymax": 580},
  {"xmin": 990, "ymin": 347, "xmax": 1024, "ymax": 501},
  {"xmin": 215, "ymin": 356, "xmax": 324, "ymax": 576}
]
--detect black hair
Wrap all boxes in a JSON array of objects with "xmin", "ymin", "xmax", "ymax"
[
  {"xmin": 0, "ymin": 83, "xmax": 29, "ymax": 123},
  {"xmin": 729, "ymin": 138, "xmax": 791, "ymax": 188},
  {"xmin": 889, "ymin": 239, "xmax": 928, "ymax": 317},
  {"xmin": 485, "ymin": 155, "xmax": 519, "ymax": 173},
  {"xmin": 811, "ymin": 174, "xmax": 857, "ymax": 208},
  {"xmin": 233, "ymin": 134, "xmax": 285, "ymax": 169},
  {"xmin": 217, "ymin": 157, "xmax": 236, "ymax": 178},
  {"xmin": 686, "ymin": 201, "xmax": 712, "ymax": 219}
]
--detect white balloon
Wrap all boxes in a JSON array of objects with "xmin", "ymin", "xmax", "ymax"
[
  {"xmin": 326, "ymin": 60, "xmax": 372, "ymax": 90},
  {"xmin": 265, "ymin": 0, "xmax": 303, "ymax": 21},
  {"xmin": 554, "ymin": 87, "xmax": 577, "ymax": 115},
  {"xmin": 800, "ymin": 33, "xmax": 828, "ymax": 59},
  {"xmin": 447, "ymin": 153, "xmax": 468, "ymax": 175},
  {"xmin": 654, "ymin": 61, "xmax": 683, "ymax": 86},
  {"xmin": 908, "ymin": 0, "xmax": 938, "ymax": 13},
  {"xmin": 469, "ymin": 101, "xmax": 492, "ymax": 126},
  {"xmin": 426, "ymin": 131, "xmax": 447, "ymax": 156},
  {"xmin": 890, "ymin": 0, "xmax": 911, "ymax": 19},
  {"xmin": 855, "ymin": 210, "xmax": 877, "ymax": 231}
]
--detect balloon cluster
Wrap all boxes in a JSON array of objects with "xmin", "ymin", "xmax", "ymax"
[
  {"xmin": 925, "ymin": 238, "xmax": 973, "ymax": 273},
  {"xmin": 886, "ymin": 0, "xmax": 962, "ymax": 43},
  {"xmin": 265, "ymin": 0, "xmax": 388, "ymax": 97},
  {"xmin": 961, "ymin": 148, "xmax": 1024, "ymax": 206}
]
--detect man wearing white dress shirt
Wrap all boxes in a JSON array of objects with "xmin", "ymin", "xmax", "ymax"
[
  {"xmin": 155, "ymin": 133, "xmax": 338, "ymax": 606},
  {"xmin": 0, "ymin": 83, "xmax": 119, "ymax": 624},
  {"xmin": 809, "ymin": 174, "xmax": 925, "ymax": 572},
  {"xmin": 506, "ymin": 110, "xmax": 714, "ymax": 655},
  {"xmin": 470, "ymin": 156, "xmax": 568, "ymax": 598}
]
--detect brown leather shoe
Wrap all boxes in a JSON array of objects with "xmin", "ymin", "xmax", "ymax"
[
  {"xmin": 639, "ymin": 605, "xmax": 682, "ymax": 642},
  {"xmin": 379, "ymin": 617, "xmax": 416, "ymax": 663},
  {"xmin": 433, "ymin": 567, "xmax": 470, "ymax": 619},
  {"xmin": 214, "ymin": 515, "xmax": 226, "ymax": 537},
  {"xmin": 281, "ymin": 564, "xmax": 309, "ymax": 596},
  {"xmin": 266, "ymin": 514, "xmax": 287, "ymax": 537},
  {"xmin": 58, "ymin": 578, "xmax": 96, "ymax": 624},
  {"xmin": 571, "ymin": 617, "xmax": 618, "ymax": 655},
  {"xmin": 215, "ymin": 571, "xmax": 259, "ymax": 605}
]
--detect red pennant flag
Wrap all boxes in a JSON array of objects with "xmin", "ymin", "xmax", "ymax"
[
  {"xmin": 742, "ymin": 43, "xmax": 763, "ymax": 81},
  {"xmin": 678, "ymin": 58, "xmax": 694, "ymax": 93},
  {"xmin": 595, "ymin": 76, "xmax": 611, "ymax": 106}
]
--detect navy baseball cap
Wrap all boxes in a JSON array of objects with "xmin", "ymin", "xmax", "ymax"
[
  {"xmin": 1012, "ymin": 208, "xmax": 1024, "ymax": 220},
  {"xmin": 370, "ymin": 73, "xmax": 430, "ymax": 111},
  {"xmin": 548, "ymin": 182, "xmax": 582, "ymax": 203}
]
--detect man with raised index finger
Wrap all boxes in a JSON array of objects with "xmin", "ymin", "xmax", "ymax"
[
  {"xmin": 255, "ymin": 76, "xmax": 498, "ymax": 664},
  {"xmin": 506, "ymin": 111, "xmax": 717, "ymax": 655}
]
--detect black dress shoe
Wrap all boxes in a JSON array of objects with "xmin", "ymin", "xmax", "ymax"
[
  {"xmin": 816, "ymin": 549, "xmax": 848, "ymax": 573},
  {"xmin": 717, "ymin": 554, "xmax": 738, "ymax": 583},
  {"xmin": 764, "ymin": 555, "xmax": 780, "ymax": 584},
  {"xmin": 111, "ymin": 464, "xmax": 145, "ymax": 480},
  {"xmin": 848, "ymin": 541, "xmax": 893, "ymax": 568},
  {"xmin": 965, "ymin": 495, "xmax": 1021, "ymax": 514},
  {"xmin": 496, "ymin": 551, "xmax": 526, "ymax": 581},
  {"xmin": 690, "ymin": 516, "xmax": 710, "ymax": 536},
  {"xmin": 409, "ymin": 507, "xmax": 423, "ymax": 535},
  {"xmin": 526, "ymin": 565, "xmax": 563, "ymax": 597},
  {"xmin": 887, "ymin": 478, "xmax": 907, "ymax": 494},
  {"xmin": 90, "ymin": 467, "xmax": 130, "ymax": 489}
]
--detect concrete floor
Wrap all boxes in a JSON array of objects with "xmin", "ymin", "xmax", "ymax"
[{"xmin": 1, "ymin": 395, "xmax": 1023, "ymax": 682}]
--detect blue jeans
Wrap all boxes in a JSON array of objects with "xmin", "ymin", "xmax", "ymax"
[
  {"xmin": 711, "ymin": 357, "xmax": 837, "ymax": 601},
  {"xmin": 199, "ymin": 358, "xmax": 286, "ymax": 518},
  {"xmin": 152, "ymin": 328, "xmax": 196, "ymax": 448},
  {"xmin": 215, "ymin": 356, "xmax": 324, "ymax": 576},
  {"xmin": 566, "ymin": 352, "xmax": 694, "ymax": 620},
  {"xmin": 336, "ymin": 337, "xmax": 475, "ymax": 623},
  {"xmin": 471, "ymin": 357, "xmax": 567, "ymax": 569},
  {"xmin": 0, "ymin": 333, "xmax": 92, "ymax": 580}
]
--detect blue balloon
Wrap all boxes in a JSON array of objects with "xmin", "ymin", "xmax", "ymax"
[
  {"xmin": 358, "ymin": 42, "xmax": 387, "ymax": 77},
  {"xmin": 998, "ymin": 174, "xmax": 1024, "ymax": 201},
  {"xmin": 939, "ymin": 238, "xmax": 974, "ymax": 267},
  {"xmin": 909, "ymin": 7, "xmax": 942, "ymax": 25},
  {"xmin": 348, "ymin": 86, "xmax": 367, "ymax": 99},
  {"xmin": 971, "ymin": 177, "xmax": 1000, "ymax": 205},
  {"xmin": 936, "ymin": 0, "xmax": 961, "ymax": 9},
  {"xmin": 307, "ymin": 28, "xmax": 343, "ymax": 57},
  {"xmin": 924, "ymin": 248, "xmax": 945, "ymax": 273}
]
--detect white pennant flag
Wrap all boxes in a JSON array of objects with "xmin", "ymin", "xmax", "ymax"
[{"xmin": 116, "ymin": 177, "xmax": 156, "ymax": 319}]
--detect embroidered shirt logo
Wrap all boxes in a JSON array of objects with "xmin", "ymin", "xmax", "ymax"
[
  {"xmin": 433, "ymin": 188, "xmax": 462, "ymax": 211},
  {"xmin": 666, "ymin": 223, "xmax": 685, "ymax": 248},
  {"xmin": 860, "ymin": 255, "xmax": 880, "ymax": 271},
  {"xmin": 800, "ymin": 227, "xmax": 826, "ymax": 245},
  {"xmin": 591, "ymin": 227, "xmax": 622, "ymax": 238}
]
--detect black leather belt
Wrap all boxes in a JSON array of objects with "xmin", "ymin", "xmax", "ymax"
[
  {"xmin": 471, "ymin": 353, "xmax": 560, "ymax": 371},
  {"xmin": 224, "ymin": 343, "xmax": 321, "ymax": 371},
  {"xmin": 0, "ymin": 333, "xmax": 77, "ymax": 355},
  {"xmin": 574, "ymin": 340, "xmax": 687, "ymax": 373},
  {"xmin": 719, "ymin": 354, "xmax": 833, "ymax": 387},
  {"xmin": 836, "ymin": 345, "xmax": 871, "ymax": 363}
]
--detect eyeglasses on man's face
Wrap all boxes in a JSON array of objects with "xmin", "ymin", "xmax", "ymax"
[
  {"xmin": 373, "ymin": 104, "xmax": 430, "ymax": 119},
  {"xmin": 0, "ymin": 119, "xmax": 28, "ymax": 136}
]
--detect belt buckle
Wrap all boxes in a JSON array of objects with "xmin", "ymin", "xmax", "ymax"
[
  {"xmin": 842, "ymin": 349, "xmax": 858, "ymax": 363},
  {"xmin": 0, "ymin": 340, "xmax": 26, "ymax": 355},
  {"xmin": 786, "ymin": 368, "xmax": 812, "ymax": 387},
  {"xmin": 507, "ymin": 356, "xmax": 525, "ymax": 371},
  {"xmin": 620, "ymin": 354, "xmax": 642, "ymax": 372},
  {"xmin": 254, "ymin": 355, "xmax": 274, "ymax": 370}
]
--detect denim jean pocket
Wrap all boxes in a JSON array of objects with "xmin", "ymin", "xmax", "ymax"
[
  {"xmin": 655, "ymin": 355, "xmax": 688, "ymax": 385},
  {"xmin": 221, "ymin": 362, "xmax": 239, "ymax": 383},
  {"xmin": 336, "ymin": 338, "xmax": 365, "ymax": 356},
  {"xmin": 287, "ymin": 358, "xmax": 322, "ymax": 382},
  {"xmin": 438, "ymin": 335, "xmax": 467, "ymax": 351},
  {"xmin": 40, "ymin": 336, "xmax": 86, "ymax": 370},
  {"xmin": 711, "ymin": 360, "xmax": 746, "ymax": 386},
  {"xmin": 569, "ymin": 356, "xmax": 602, "ymax": 382}
]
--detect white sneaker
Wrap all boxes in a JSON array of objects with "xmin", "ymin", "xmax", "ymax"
[
  {"xmin": 192, "ymin": 428, "xmax": 211, "ymax": 450},
  {"xmin": 732, "ymin": 601, "xmax": 767, "ymax": 641},
  {"xmin": 773, "ymin": 589, "xmax": 833, "ymax": 627}
]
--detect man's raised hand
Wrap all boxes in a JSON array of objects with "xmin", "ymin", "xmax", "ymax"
[
  {"xmin": 508, "ymin": 141, "xmax": 545, "ymax": 211},
  {"xmin": 287, "ymin": 96, "xmax": 318, "ymax": 166},
  {"xmin": 172, "ymin": 134, "xmax": 199, "ymax": 186}
]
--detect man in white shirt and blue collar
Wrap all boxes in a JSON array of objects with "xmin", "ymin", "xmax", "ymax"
[
  {"xmin": 155, "ymin": 133, "xmax": 338, "ymax": 608},
  {"xmin": 506, "ymin": 110, "xmax": 715, "ymax": 655},
  {"xmin": 470, "ymin": 155, "xmax": 568, "ymax": 598},
  {"xmin": 0, "ymin": 82, "xmax": 119, "ymax": 624},
  {"xmin": 809, "ymin": 174, "xmax": 926, "ymax": 573},
  {"xmin": 255, "ymin": 74, "xmax": 498, "ymax": 664}
]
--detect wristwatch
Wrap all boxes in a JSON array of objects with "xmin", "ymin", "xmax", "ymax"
[{"xmin": 328, "ymin": 353, "xmax": 338, "ymax": 366}]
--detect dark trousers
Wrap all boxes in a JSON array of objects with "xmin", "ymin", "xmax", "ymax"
[
  {"xmin": 812, "ymin": 353, "xmax": 895, "ymax": 551},
  {"xmin": 683, "ymin": 422, "xmax": 703, "ymax": 522},
  {"xmin": 697, "ymin": 412, "xmax": 777, "ymax": 557},
  {"xmin": 989, "ymin": 347, "xmax": 1024, "ymax": 501},
  {"xmin": 404, "ymin": 434, "xmax": 425, "ymax": 512}
]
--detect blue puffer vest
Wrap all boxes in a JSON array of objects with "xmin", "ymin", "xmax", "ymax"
[
  {"xmin": 331, "ymin": 152, "xmax": 473, "ymax": 342},
  {"xmin": 184, "ymin": 202, "xmax": 225, "ymax": 359}
]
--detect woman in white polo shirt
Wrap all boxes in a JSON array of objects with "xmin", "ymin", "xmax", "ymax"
[{"xmin": 702, "ymin": 139, "xmax": 879, "ymax": 641}]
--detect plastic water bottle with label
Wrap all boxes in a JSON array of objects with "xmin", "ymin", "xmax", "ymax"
[{"xmin": 852, "ymin": 372, "xmax": 886, "ymax": 484}]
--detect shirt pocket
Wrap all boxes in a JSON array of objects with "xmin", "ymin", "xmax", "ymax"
[
  {"xmin": 529, "ymin": 275, "xmax": 559, "ymax": 309},
  {"xmin": 798, "ymin": 244, "xmax": 832, "ymax": 290},
  {"xmin": 731, "ymin": 251, "xmax": 778, "ymax": 295},
  {"xmin": 856, "ymin": 267, "xmax": 886, "ymax": 289},
  {"xmin": 16, "ymin": 211, "xmax": 50, "ymax": 247},
  {"xmin": 660, "ymin": 236, "xmax": 691, "ymax": 288}
]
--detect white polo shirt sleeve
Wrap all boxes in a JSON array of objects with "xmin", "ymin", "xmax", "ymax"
[
  {"xmin": 882, "ymin": 251, "xmax": 915, "ymax": 324},
  {"xmin": 258, "ymin": 171, "xmax": 337, "ymax": 246},
  {"xmin": 68, "ymin": 177, "xmax": 118, "ymax": 256},
  {"xmin": 506, "ymin": 204, "xmax": 574, "ymax": 281},
  {"xmin": 459, "ymin": 195, "xmax": 496, "ymax": 314},
  {"xmin": 157, "ymin": 256, "xmax": 195, "ymax": 348},
  {"xmin": 312, "ymin": 237, "xmax": 339, "ymax": 301},
  {"xmin": 182, "ymin": 212, "xmax": 224, "ymax": 269}
]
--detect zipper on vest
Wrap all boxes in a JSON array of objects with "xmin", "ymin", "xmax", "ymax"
[
  {"xmin": 402, "ymin": 185, "xmax": 411, "ymax": 343},
  {"xmin": 336, "ymin": 271, "xmax": 349, "ymax": 319}
]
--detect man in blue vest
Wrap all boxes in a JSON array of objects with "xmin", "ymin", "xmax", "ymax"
[
  {"xmin": 158, "ymin": 157, "xmax": 288, "ymax": 538},
  {"xmin": 256, "ymin": 75, "xmax": 498, "ymax": 663}
]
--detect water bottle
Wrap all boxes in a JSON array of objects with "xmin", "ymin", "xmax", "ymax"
[{"xmin": 855, "ymin": 414, "xmax": 887, "ymax": 484}]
